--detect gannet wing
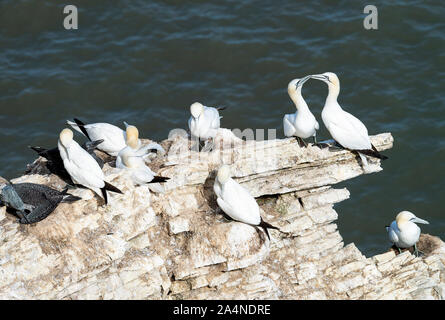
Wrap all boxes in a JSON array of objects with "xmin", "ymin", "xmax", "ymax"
[
  {"xmin": 387, "ymin": 221, "xmax": 399, "ymax": 244},
  {"xmin": 326, "ymin": 111, "xmax": 371, "ymax": 150},
  {"xmin": 205, "ymin": 107, "xmax": 221, "ymax": 130},
  {"xmin": 63, "ymin": 144, "xmax": 105, "ymax": 188},
  {"xmin": 283, "ymin": 113, "xmax": 297, "ymax": 137}
]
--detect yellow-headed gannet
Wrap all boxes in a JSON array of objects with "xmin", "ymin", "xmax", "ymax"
[
  {"xmin": 386, "ymin": 211, "xmax": 429, "ymax": 256},
  {"xmin": 283, "ymin": 76, "xmax": 319, "ymax": 147},
  {"xmin": 213, "ymin": 165, "xmax": 278, "ymax": 239},
  {"xmin": 310, "ymin": 72, "xmax": 388, "ymax": 168},
  {"xmin": 116, "ymin": 125, "xmax": 169, "ymax": 192},
  {"xmin": 58, "ymin": 128, "xmax": 122, "ymax": 204}
]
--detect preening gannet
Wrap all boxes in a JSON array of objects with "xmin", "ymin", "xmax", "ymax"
[
  {"xmin": 213, "ymin": 165, "xmax": 278, "ymax": 240},
  {"xmin": 67, "ymin": 118, "xmax": 127, "ymax": 156},
  {"xmin": 283, "ymin": 76, "xmax": 319, "ymax": 147},
  {"xmin": 310, "ymin": 72, "xmax": 388, "ymax": 168},
  {"xmin": 58, "ymin": 128, "xmax": 122, "ymax": 204},
  {"xmin": 0, "ymin": 183, "xmax": 81, "ymax": 224},
  {"xmin": 188, "ymin": 102, "xmax": 225, "ymax": 152},
  {"xmin": 116, "ymin": 125, "xmax": 169, "ymax": 192},
  {"xmin": 386, "ymin": 211, "xmax": 429, "ymax": 257}
]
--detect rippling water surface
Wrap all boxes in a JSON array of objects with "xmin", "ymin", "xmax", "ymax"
[{"xmin": 0, "ymin": 0, "xmax": 444, "ymax": 256}]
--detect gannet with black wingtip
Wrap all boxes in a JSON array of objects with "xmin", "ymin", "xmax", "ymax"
[
  {"xmin": 213, "ymin": 165, "xmax": 278, "ymax": 240},
  {"xmin": 309, "ymin": 72, "xmax": 388, "ymax": 169},
  {"xmin": 188, "ymin": 102, "xmax": 224, "ymax": 152},
  {"xmin": 116, "ymin": 125, "xmax": 169, "ymax": 192},
  {"xmin": 67, "ymin": 118, "xmax": 127, "ymax": 156},
  {"xmin": 58, "ymin": 128, "xmax": 122, "ymax": 204},
  {"xmin": 386, "ymin": 211, "xmax": 429, "ymax": 257},
  {"xmin": 68, "ymin": 118, "xmax": 165, "ymax": 158},
  {"xmin": 283, "ymin": 76, "xmax": 319, "ymax": 147}
]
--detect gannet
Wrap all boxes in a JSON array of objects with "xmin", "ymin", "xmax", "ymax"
[
  {"xmin": 116, "ymin": 125, "xmax": 169, "ymax": 192},
  {"xmin": 283, "ymin": 76, "xmax": 319, "ymax": 147},
  {"xmin": 0, "ymin": 183, "xmax": 81, "ymax": 224},
  {"xmin": 30, "ymin": 139, "xmax": 105, "ymax": 179},
  {"xmin": 67, "ymin": 118, "xmax": 164, "ymax": 158},
  {"xmin": 213, "ymin": 165, "xmax": 278, "ymax": 240},
  {"xmin": 58, "ymin": 128, "xmax": 122, "ymax": 204},
  {"xmin": 386, "ymin": 211, "xmax": 429, "ymax": 256},
  {"xmin": 309, "ymin": 72, "xmax": 388, "ymax": 168},
  {"xmin": 188, "ymin": 102, "xmax": 225, "ymax": 152}
]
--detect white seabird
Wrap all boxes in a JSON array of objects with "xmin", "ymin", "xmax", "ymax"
[
  {"xmin": 283, "ymin": 76, "xmax": 319, "ymax": 147},
  {"xmin": 386, "ymin": 211, "xmax": 429, "ymax": 256},
  {"xmin": 58, "ymin": 128, "xmax": 122, "ymax": 204},
  {"xmin": 309, "ymin": 72, "xmax": 388, "ymax": 168},
  {"xmin": 116, "ymin": 125, "xmax": 169, "ymax": 192},
  {"xmin": 213, "ymin": 165, "xmax": 278, "ymax": 239},
  {"xmin": 188, "ymin": 102, "xmax": 225, "ymax": 152}
]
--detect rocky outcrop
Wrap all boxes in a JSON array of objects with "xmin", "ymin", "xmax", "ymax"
[{"xmin": 0, "ymin": 130, "xmax": 444, "ymax": 299}]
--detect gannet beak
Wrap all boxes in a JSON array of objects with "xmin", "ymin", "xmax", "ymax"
[
  {"xmin": 310, "ymin": 74, "xmax": 331, "ymax": 83},
  {"xmin": 296, "ymin": 75, "xmax": 311, "ymax": 87},
  {"xmin": 411, "ymin": 217, "xmax": 429, "ymax": 225}
]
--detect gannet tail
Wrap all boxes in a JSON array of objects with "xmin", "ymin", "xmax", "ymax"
[
  {"xmin": 357, "ymin": 145, "xmax": 388, "ymax": 160},
  {"xmin": 149, "ymin": 176, "xmax": 170, "ymax": 184},
  {"xmin": 216, "ymin": 106, "xmax": 227, "ymax": 112},
  {"xmin": 29, "ymin": 146, "xmax": 48, "ymax": 156},
  {"xmin": 60, "ymin": 188, "xmax": 82, "ymax": 203},
  {"xmin": 100, "ymin": 182, "xmax": 122, "ymax": 205},
  {"xmin": 258, "ymin": 218, "xmax": 279, "ymax": 240}
]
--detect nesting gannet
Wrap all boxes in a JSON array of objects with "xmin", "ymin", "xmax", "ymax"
[
  {"xmin": 283, "ymin": 76, "xmax": 319, "ymax": 147},
  {"xmin": 188, "ymin": 102, "xmax": 225, "ymax": 152},
  {"xmin": 58, "ymin": 128, "xmax": 122, "ymax": 204},
  {"xmin": 386, "ymin": 211, "xmax": 429, "ymax": 256},
  {"xmin": 0, "ymin": 183, "xmax": 81, "ymax": 224},
  {"xmin": 116, "ymin": 125, "xmax": 169, "ymax": 192},
  {"xmin": 309, "ymin": 72, "xmax": 388, "ymax": 168},
  {"xmin": 213, "ymin": 165, "xmax": 278, "ymax": 240}
]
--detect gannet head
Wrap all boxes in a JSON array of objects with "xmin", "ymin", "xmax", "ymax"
[
  {"xmin": 216, "ymin": 165, "xmax": 231, "ymax": 184},
  {"xmin": 311, "ymin": 72, "xmax": 340, "ymax": 89},
  {"xmin": 59, "ymin": 128, "xmax": 74, "ymax": 147},
  {"xmin": 287, "ymin": 76, "xmax": 311, "ymax": 95},
  {"xmin": 190, "ymin": 102, "xmax": 204, "ymax": 118},
  {"xmin": 126, "ymin": 125, "xmax": 139, "ymax": 149},
  {"xmin": 396, "ymin": 211, "xmax": 429, "ymax": 228}
]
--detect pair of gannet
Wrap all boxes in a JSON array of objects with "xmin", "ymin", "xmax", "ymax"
[
  {"xmin": 283, "ymin": 72, "xmax": 388, "ymax": 168},
  {"xmin": 116, "ymin": 125, "xmax": 170, "ymax": 192},
  {"xmin": 58, "ymin": 128, "xmax": 123, "ymax": 204},
  {"xmin": 188, "ymin": 102, "xmax": 226, "ymax": 152},
  {"xmin": 214, "ymin": 165, "xmax": 278, "ymax": 240},
  {"xmin": 386, "ymin": 211, "xmax": 429, "ymax": 256},
  {"xmin": 0, "ymin": 183, "xmax": 80, "ymax": 224}
]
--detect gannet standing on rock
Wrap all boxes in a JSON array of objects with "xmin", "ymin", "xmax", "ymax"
[
  {"xmin": 116, "ymin": 125, "xmax": 169, "ymax": 192},
  {"xmin": 58, "ymin": 128, "xmax": 122, "ymax": 204},
  {"xmin": 188, "ymin": 102, "xmax": 225, "ymax": 152},
  {"xmin": 386, "ymin": 211, "xmax": 429, "ymax": 257},
  {"xmin": 213, "ymin": 165, "xmax": 278, "ymax": 240},
  {"xmin": 309, "ymin": 72, "xmax": 388, "ymax": 170},
  {"xmin": 283, "ymin": 76, "xmax": 319, "ymax": 147}
]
